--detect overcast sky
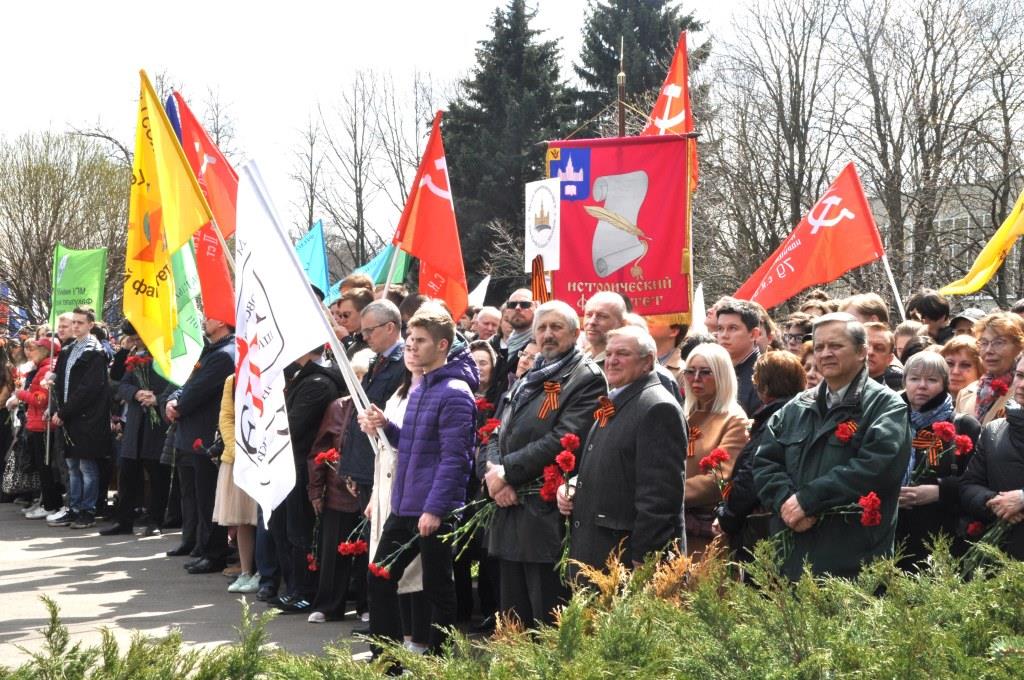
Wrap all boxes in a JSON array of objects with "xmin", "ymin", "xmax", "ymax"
[{"xmin": 1, "ymin": 0, "xmax": 737, "ymax": 241}]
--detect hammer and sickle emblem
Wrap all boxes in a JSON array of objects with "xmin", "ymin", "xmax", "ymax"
[
  {"xmin": 807, "ymin": 193, "xmax": 855, "ymax": 235},
  {"xmin": 653, "ymin": 83, "xmax": 687, "ymax": 134},
  {"xmin": 419, "ymin": 157, "xmax": 452, "ymax": 201}
]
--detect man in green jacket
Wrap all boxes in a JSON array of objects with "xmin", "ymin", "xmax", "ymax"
[{"xmin": 753, "ymin": 312, "xmax": 911, "ymax": 579}]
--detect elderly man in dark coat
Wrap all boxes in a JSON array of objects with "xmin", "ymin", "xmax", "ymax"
[
  {"xmin": 753, "ymin": 313, "xmax": 911, "ymax": 580},
  {"xmin": 481, "ymin": 300, "xmax": 606, "ymax": 627},
  {"xmin": 557, "ymin": 326, "xmax": 687, "ymax": 572}
]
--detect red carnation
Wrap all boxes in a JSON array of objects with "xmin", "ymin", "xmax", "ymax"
[
  {"xmin": 954, "ymin": 434, "xmax": 974, "ymax": 456},
  {"xmin": 338, "ymin": 542, "xmax": 351, "ymax": 556},
  {"xmin": 475, "ymin": 397, "xmax": 494, "ymax": 413},
  {"xmin": 992, "ymin": 379, "xmax": 1010, "ymax": 397},
  {"xmin": 314, "ymin": 448, "xmax": 340, "ymax": 466},
  {"xmin": 125, "ymin": 356, "xmax": 139, "ymax": 372},
  {"xmin": 931, "ymin": 421, "xmax": 956, "ymax": 443},
  {"xmin": 353, "ymin": 539, "xmax": 368, "ymax": 555},
  {"xmin": 306, "ymin": 553, "xmax": 318, "ymax": 572},
  {"xmin": 192, "ymin": 438, "xmax": 204, "ymax": 452},
  {"xmin": 540, "ymin": 479, "xmax": 560, "ymax": 502},
  {"xmin": 857, "ymin": 492, "xmax": 882, "ymax": 527},
  {"xmin": 555, "ymin": 450, "xmax": 576, "ymax": 474},
  {"xmin": 369, "ymin": 563, "xmax": 390, "ymax": 580},
  {"xmin": 966, "ymin": 521, "xmax": 985, "ymax": 538},
  {"xmin": 478, "ymin": 418, "xmax": 501, "ymax": 445},
  {"xmin": 559, "ymin": 433, "xmax": 581, "ymax": 452},
  {"xmin": 835, "ymin": 421, "xmax": 858, "ymax": 444}
]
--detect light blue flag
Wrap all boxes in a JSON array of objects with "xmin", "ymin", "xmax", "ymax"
[
  {"xmin": 354, "ymin": 244, "xmax": 409, "ymax": 285},
  {"xmin": 295, "ymin": 220, "xmax": 330, "ymax": 294}
]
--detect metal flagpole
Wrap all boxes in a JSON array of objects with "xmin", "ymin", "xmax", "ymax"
[
  {"xmin": 381, "ymin": 244, "xmax": 401, "ymax": 298},
  {"xmin": 881, "ymin": 254, "xmax": 907, "ymax": 322}
]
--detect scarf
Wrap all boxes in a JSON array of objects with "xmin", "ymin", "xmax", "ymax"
[
  {"xmin": 63, "ymin": 334, "xmax": 100, "ymax": 400},
  {"xmin": 505, "ymin": 328, "xmax": 532, "ymax": 356},
  {"xmin": 508, "ymin": 345, "xmax": 580, "ymax": 414},
  {"xmin": 976, "ymin": 371, "xmax": 1012, "ymax": 422},
  {"xmin": 904, "ymin": 392, "xmax": 954, "ymax": 484}
]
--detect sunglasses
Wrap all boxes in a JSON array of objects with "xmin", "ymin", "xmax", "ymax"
[
  {"xmin": 507, "ymin": 301, "xmax": 533, "ymax": 309},
  {"xmin": 682, "ymin": 368, "xmax": 714, "ymax": 380}
]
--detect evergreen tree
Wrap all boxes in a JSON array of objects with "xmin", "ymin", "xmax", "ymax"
[
  {"xmin": 573, "ymin": 0, "xmax": 704, "ymax": 133},
  {"xmin": 444, "ymin": 0, "xmax": 570, "ymax": 300}
]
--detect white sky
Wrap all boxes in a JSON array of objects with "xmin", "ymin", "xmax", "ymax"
[{"xmin": 1, "ymin": 0, "xmax": 737, "ymax": 237}]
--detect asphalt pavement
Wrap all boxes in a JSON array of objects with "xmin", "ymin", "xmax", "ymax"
[{"xmin": 0, "ymin": 502, "xmax": 368, "ymax": 668}]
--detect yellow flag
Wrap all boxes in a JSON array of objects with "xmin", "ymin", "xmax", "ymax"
[
  {"xmin": 940, "ymin": 186, "xmax": 1024, "ymax": 295},
  {"xmin": 124, "ymin": 70, "xmax": 212, "ymax": 377}
]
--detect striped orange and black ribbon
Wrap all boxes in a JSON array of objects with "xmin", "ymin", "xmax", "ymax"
[
  {"xmin": 687, "ymin": 427, "xmax": 702, "ymax": 458},
  {"xmin": 912, "ymin": 429, "xmax": 945, "ymax": 467},
  {"xmin": 594, "ymin": 396, "xmax": 615, "ymax": 427},
  {"xmin": 537, "ymin": 381, "xmax": 560, "ymax": 419}
]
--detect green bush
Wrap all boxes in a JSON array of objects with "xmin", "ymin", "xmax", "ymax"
[{"xmin": 4, "ymin": 543, "xmax": 1024, "ymax": 679}]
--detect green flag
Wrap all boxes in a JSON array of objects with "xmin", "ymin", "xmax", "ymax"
[
  {"xmin": 153, "ymin": 241, "xmax": 204, "ymax": 386},
  {"xmin": 49, "ymin": 244, "xmax": 108, "ymax": 326}
]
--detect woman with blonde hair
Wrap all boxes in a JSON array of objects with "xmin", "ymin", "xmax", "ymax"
[
  {"xmin": 939, "ymin": 335, "xmax": 983, "ymax": 403},
  {"xmin": 955, "ymin": 312, "xmax": 1024, "ymax": 424},
  {"xmin": 680, "ymin": 342, "xmax": 749, "ymax": 555}
]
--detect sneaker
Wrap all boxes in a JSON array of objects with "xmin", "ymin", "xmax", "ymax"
[
  {"xmin": 307, "ymin": 611, "xmax": 326, "ymax": 623},
  {"xmin": 22, "ymin": 501, "xmax": 41, "ymax": 515},
  {"xmin": 228, "ymin": 573, "xmax": 253, "ymax": 593},
  {"xmin": 236, "ymin": 573, "xmax": 261, "ymax": 594},
  {"xmin": 25, "ymin": 506, "xmax": 51, "ymax": 520},
  {"xmin": 70, "ymin": 511, "xmax": 96, "ymax": 529},
  {"xmin": 47, "ymin": 509, "xmax": 74, "ymax": 527}
]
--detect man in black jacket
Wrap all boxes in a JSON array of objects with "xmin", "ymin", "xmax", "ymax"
[
  {"xmin": 557, "ymin": 326, "xmax": 687, "ymax": 573},
  {"xmin": 482, "ymin": 300, "xmax": 605, "ymax": 627},
  {"xmin": 271, "ymin": 344, "xmax": 345, "ymax": 613},
  {"xmin": 164, "ymin": 317, "xmax": 236, "ymax": 573},
  {"xmin": 716, "ymin": 299, "xmax": 763, "ymax": 416}
]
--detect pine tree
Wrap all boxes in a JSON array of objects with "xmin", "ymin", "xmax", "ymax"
[
  {"xmin": 573, "ymin": 0, "xmax": 704, "ymax": 134},
  {"xmin": 444, "ymin": 0, "xmax": 571, "ymax": 300}
]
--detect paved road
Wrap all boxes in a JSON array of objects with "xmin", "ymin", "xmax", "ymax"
[{"xmin": 0, "ymin": 503, "xmax": 368, "ymax": 668}]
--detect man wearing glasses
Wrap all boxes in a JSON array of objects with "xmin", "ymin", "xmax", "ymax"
[{"xmin": 490, "ymin": 289, "xmax": 535, "ymax": 399}]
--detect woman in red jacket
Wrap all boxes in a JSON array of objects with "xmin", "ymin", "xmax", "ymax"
[{"xmin": 16, "ymin": 337, "xmax": 61, "ymax": 517}]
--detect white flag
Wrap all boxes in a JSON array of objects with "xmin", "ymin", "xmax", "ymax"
[
  {"xmin": 468, "ymin": 275, "xmax": 490, "ymax": 308},
  {"xmin": 233, "ymin": 161, "xmax": 334, "ymax": 521}
]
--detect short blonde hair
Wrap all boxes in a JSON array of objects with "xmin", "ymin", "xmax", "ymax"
[{"xmin": 682, "ymin": 342, "xmax": 738, "ymax": 417}]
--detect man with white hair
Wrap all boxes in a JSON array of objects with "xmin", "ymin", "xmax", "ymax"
[
  {"xmin": 583, "ymin": 291, "xmax": 627, "ymax": 368},
  {"xmin": 557, "ymin": 325, "xmax": 687, "ymax": 572},
  {"xmin": 481, "ymin": 300, "xmax": 606, "ymax": 627},
  {"xmin": 473, "ymin": 306, "xmax": 501, "ymax": 342}
]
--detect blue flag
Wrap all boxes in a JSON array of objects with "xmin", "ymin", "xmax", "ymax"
[{"xmin": 295, "ymin": 220, "xmax": 330, "ymax": 294}]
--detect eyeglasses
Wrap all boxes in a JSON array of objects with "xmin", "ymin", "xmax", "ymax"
[
  {"xmin": 507, "ymin": 300, "xmax": 533, "ymax": 309},
  {"xmin": 783, "ymin": 333, "xmax": 811, "ymax": 344},
  {"xmin": 361, "ymin": 322, "xmax": 391, "ymax": 336},
  {"xmin": 978, "ymin": 337, "xmax": 1012, "ymax": 351},
  {"xmin": 682, "ymin": 368, "xmax": 714, "ymax": 380}
]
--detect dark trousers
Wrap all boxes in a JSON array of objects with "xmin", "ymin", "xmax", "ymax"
[
  {"xmin": 175, "ymin": 458, "xmax": 198, "ymax": 549},
  {"xmin": 116, "ymin": 457, "xmax": 169, "ymax": 528},
  {"xmin": 26, "ymin": 431, "xmax": 61, "ymax": 510},
  {"xmin": 312, "ymin": 508, "xmax": 361, "ymax": 618},
  {"xmin": 453, "ymin": 541, "xmax": 500, "ymax": 621},
  {"xmin": 399, "ymin": 591, "xmax": 432, "ymax": 644},
  {"xmin": 285, "ymin": 480, "xmax": 317, "ymax": 600},
  {"xmin": 191, "ymin": 452, "xmax": 228, "ymax": 561},
  {"xmin": 255, "ymin": 508, "xmax": 280, "ymax": 592},
  {"xmin": 369, "ymin": 514, "xmax": 456, "ymax": 652},
  {"xmin": 499, "ymin": 559, "xmax": 566, "ymax": 628}
]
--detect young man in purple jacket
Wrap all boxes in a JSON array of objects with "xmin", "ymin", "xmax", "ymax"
[{"xmin": 359, "ymin": 306, "xmax": 476, "ymax": 656}]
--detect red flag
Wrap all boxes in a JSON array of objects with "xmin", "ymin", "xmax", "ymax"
[
  {"xmin": 642, "ymin": 31, "xmax": 698, "ymax": 190},
  {"xmin": 734, "ymin": 163, "xmax": 884, "ymax": 310},
  {"xmin": 547, "ymin": 135, "xmax": 691, "ymax": 322},
  {"xmin": 393, "ymin": 111, "xmax": 468, "ymax": 321},
  {"xmin": 173, "ymin": 91, "xmax": 236, "ymax": 325}
]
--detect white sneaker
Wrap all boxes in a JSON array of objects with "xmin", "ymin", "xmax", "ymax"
[
  {"xmin": 25, "ymin": 506, "xmax": 50, "ymax": 520},
  {"xmin": 228, "ymin": 573, "xmax": 252, "ymax": 593},
  {"xmin": 235, "ymin": 573, "xmax": 261, "ymax": 594},
  {"xmin": 46, "ymin": 506, "xmax": 69, "ymax": 522},
  {"xmin": 22, "ymin": 501, "xmax": 40, "ymax": 515},
  {"xmin": 307, "ymin": 611, "xmax": 326, "ymax": 623}
]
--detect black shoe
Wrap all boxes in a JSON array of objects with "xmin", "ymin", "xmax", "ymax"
[
  {"xmin": 255, "ymin": 586, "xmax": 277, "ymax": 602},
  {"xmin": 276, "ymin": 597, "xmax": 313, "ymax": 613},
  {"xmin": 189, "ymin": 546, "xmax": 203, "ymax": 558},
  {"xmin": 183, "ymin": 557, "xmax": 204, "ymax": 569},
  {"xmin": 70, "ymin": 512, "xmax": 96, "ymax": 530},
  {"xmin": 99, "ymin": 523, "xmax": 134, "ymax": 536},
  {"xmin": 268, "ymin": 593, "xmax": 296, "ymax": 607},
  {"xmin": 166, "ymin": 544, "xmax": 195, "ymax": 557},
  {"xmin": 142, "ymin": 523, "xmax": 161, "ymax": 537},
  {"xmin": 186, "ymin": 558, "xmax": 226, "ymax": 574}
]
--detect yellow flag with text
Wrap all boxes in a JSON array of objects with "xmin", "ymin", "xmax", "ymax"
[
  {"xmin": 124, "ymin": 70, "xmax": 212, "ymax": 377},
  {"xmin": 940, "ymin": 186, "xmax": 1024, "ymax": 295}
]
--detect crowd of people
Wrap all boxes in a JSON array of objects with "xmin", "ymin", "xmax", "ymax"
[{"xmin": 3, "ymin": 275, "xmax": 1024, "ymax": 668}]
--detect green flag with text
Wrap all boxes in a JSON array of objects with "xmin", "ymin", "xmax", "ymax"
[{"xmin": 49, "ymin": 244, "xmax": 108, "ymax": 326}]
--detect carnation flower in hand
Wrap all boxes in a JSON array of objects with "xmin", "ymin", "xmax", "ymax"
[
  {"xmin": 192, "ymin": 438, "xmax": 204, "ymax": 452},
  {"xmin": 931, "ymin": 421, "xmax": 956, "ymax": 443},
  {"xmin": 857, "ymin": 491, "xmax": 882, "ymax": 527},
  {"xmin": 954, "ymin": 434, "xmax": 973, "ymax": 456},
  {"xmin": 559, "ymin": 433, "xmax": 580, "ymax": 452},
  {"xmin": 555, "ymin": 450, "xmax": 576, "ymax": 474}
]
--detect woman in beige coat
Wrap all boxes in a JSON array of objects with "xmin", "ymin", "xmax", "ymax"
[
  {"xmin": 680, "ymin": 343, "xmax": 750, "ymax": 555},
  {"xmin": 955, "ymin": 312, "xmax": 1024, "ymax": 426}
]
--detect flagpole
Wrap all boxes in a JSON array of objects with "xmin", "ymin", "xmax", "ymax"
[
  {"xmin": 881, "ymin": 254, "xmax": 907, "ymax": 322},
  {"xmin": 381, "ymin": 243, "xmax": 401, "ymax": 297},
  {"xmin": 209, "ymin": 217, "xmax": 235, "ymax": 278}
]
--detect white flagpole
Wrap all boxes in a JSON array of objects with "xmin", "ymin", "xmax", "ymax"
[
  {"xmin": 881, "ymin": 254, "xmax": 906, "ymax": 322},
  {"xmin": 381, "ymin": 244, "xmax": 401, "ymax": 297}
]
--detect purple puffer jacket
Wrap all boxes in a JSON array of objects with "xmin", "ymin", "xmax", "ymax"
[{"xmin": 385, "ymin": 342, "xmax": 479, "ymax": 518}]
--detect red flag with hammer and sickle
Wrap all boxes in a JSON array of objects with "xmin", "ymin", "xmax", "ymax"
[
  {"xmin": 733, "ymin": 163, "xmax": 885, "ymax": 310},
  {"xmin": 393, "ymin": 111, "xmax": 468, "ymax": 320},
  {"xmin": 642, "ymin": 31, "xmax": 698, "ymax": 191}
]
